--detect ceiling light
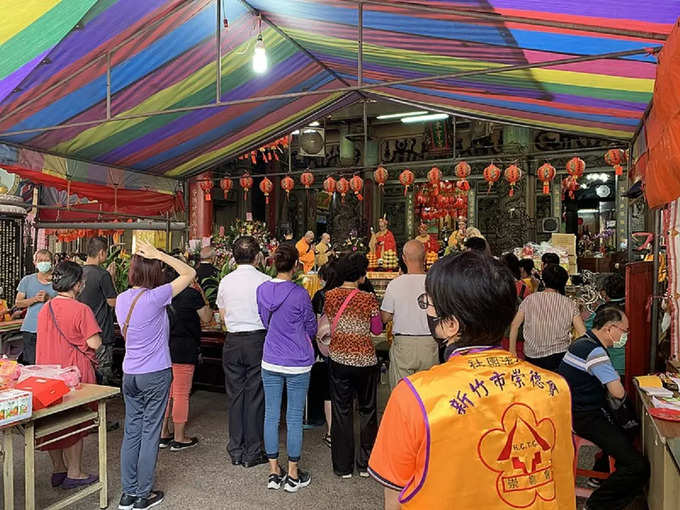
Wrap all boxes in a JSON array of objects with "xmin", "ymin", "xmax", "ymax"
[
  {"xmin": 252, "ymin": 34, "xmax": 267, "ymax": 74},
  {"xmin": 308, "ymin": 121, "xmax": 320, "ymax": 126},
  {"xmin": 578, "ymin": 209, "xmax": 599, "ymax": 214},
  {"xmin": 291, "ymin": 130, "xmax": 300, "ymax": 135},
  {"xmin": 376, "ymin": 111, "xmax": 428, "ymax": 120},
  {"xmin": 401, "ymin": 113, "xmax": 449, "ymax": 123}
]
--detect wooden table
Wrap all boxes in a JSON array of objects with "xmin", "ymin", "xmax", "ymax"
[
  {"xmin": 1, "ymin": 384, "xmax": 120, "ymax": 510},
  {"xmin": 636, "ymin": 385, "xmax": 680, "ymax": 510}
]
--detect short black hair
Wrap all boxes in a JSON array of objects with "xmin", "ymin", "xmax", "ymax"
[
  {"xmin": 274, "ymin": 244, "xmax": 298, "ymax": 273},
  {"xmin": 501, "ymin": 252, "xmax": 521, "ymax": 280},
  {"xmin": 541, "ymin": 252, "xmax": 560, "ymax": 266},
  {"xmin": 518, "ymin": 258, "xmax": 534, "ymax": 274},
  {"xmin": 86, "ymin": 237, "xmax": 108, "ymax": 258},
  {"xmin": 593, "ymin": 306, "xmax": 624, "ymax": 330},
  {"xmin": 542, "ymin": 264, "xmax": 569, "ymax": 295},
  {"xmin": 337, "ymin": 253, "xmax": 368, "ymax": 283},
  {"xmin": 232, "ymin": 236, "xmax": 260, "ymax": 264},
  {"xmin": 425, "ymin": 252, "xmax": 517, "ymax": 347},
  {"xmin": 464, "ymin": 237, "xmax": 487, "ymax": 252},
  {"xmin": 52, "ymin": 261, "xmax": 83, "ymax": 292},
  {"xmin": 603, "ymin": 273, "xmax": 625, "ymax": 301}
]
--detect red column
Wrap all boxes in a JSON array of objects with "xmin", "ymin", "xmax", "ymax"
[{"xmin": 189, "ymin": 172, "xmax": 213, "ymax": 239}]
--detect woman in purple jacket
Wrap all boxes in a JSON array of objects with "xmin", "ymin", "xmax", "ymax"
[{"xmin": 256, "ymin": 244, "xmax": 317, "ymax": 493}]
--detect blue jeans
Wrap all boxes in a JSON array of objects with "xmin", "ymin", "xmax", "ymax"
[
  {"xmin": 121, "ymin": 368, "xmax": 172, "ymax": 498},
  {"xmin": 261, "ymin": 368, "xmax": 311, "ymax": 462}
]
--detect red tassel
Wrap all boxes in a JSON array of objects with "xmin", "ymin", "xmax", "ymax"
[
  {"xmin": 205, "ymin": 193, "xmax": 211, "ymax": 201},
  {"xmin": 615, "ymin": 165, "xmax": 623, "ymax": 176},
  {"xmin": 509, "ymin": 187, "xmax": 514, "ymax": 197},
  {"xmin": 543, "ymin": 183, "xmax": 549, "ymax": 194}
]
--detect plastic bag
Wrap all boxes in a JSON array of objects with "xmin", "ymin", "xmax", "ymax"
[
  {"xmin": 17, "ymin": 365, "xmax": 81, "ymax": 389},
  {"xmin": 0, "ymin": 358, "xmax": 21, "ymax": 389}
]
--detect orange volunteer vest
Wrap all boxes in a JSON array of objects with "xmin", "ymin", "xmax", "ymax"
[{"xmin": 399, "ymin": 348, "xmax": 576, "ymax": 509}]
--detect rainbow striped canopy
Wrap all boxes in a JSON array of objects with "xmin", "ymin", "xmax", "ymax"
[{"xmin": 0, "ymin": 1, "xmax": 677, "ymax": 182}]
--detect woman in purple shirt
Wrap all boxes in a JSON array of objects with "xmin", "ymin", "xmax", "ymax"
[
  {"xmin": 257, "ymin": 244, "xmax": 317, "ymax": 494},
  {"xmin": 115, "ymin": 242, "xmax": 195, "ymax": 510}
]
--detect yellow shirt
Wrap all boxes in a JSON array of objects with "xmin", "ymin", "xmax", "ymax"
[{"xmin": 315, "ymin": 242, "xmax": 330, "ymax": 267}]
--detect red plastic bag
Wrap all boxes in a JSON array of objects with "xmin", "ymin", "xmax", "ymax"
[{"xmin": 15, "ymin": 377, "xmax": 70, "ymax": 410}]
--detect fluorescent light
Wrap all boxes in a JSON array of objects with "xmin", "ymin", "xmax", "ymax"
[
  {"xmin": 302, "ymin": 129, "xmax": 317, "ymax": 133},
  {"xmin": 578, "ymin": 209, "xmax": 599, "ymax": 214},
  {"xmin": 291, "ymin": 130, "xmax": 300, "ymax": 135},
  {"xmin": 401, "ymin": 113, "xmax": 449, "ymax": 123},
  {"xmin": 252, "ymin": 34, "xmax": 267, "ymax": 74},
  {"xmin": 376, "ymin": 110, "xmax": 428, "ymax": 120},
  {"xmin": 308, "ymin": 121, "xmax": 320, "ymax": 127}
]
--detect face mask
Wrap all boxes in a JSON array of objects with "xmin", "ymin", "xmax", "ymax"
[
  {"xmin": 36, "ymin": 262, "xmax": 52, "ymax": 273},
  {"xmin": 427, "ymin": 314, "xmax": 449, "ymax": 347},
  {"xmin": 613, "ymin": 332, "xmax": 628, "ymax": 349}
]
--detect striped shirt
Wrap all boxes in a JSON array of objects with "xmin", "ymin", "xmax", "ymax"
[{"xmin": 519, "ymin": 291, "xmax": 579, "ymax": 358}]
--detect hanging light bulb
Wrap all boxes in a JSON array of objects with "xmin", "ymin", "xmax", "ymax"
[{"xmin": 252, "ymin": 34, "xmax": 267, "ymax": 74}]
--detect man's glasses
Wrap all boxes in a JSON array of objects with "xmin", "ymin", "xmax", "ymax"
[{"xmin": 612, "ymin": 324, "xmax": 629, "ymax": 334}]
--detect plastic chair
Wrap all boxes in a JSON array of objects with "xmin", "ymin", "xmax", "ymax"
[{"xmin": 573, "ymin": 435, "xmax": 616, "ymax": 498}]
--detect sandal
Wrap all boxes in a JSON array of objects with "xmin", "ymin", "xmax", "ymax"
[{"xmin": 323, "ymin": 433, "xmax": 331, "ymax": 448}]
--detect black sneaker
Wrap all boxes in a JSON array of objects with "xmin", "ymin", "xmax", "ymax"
[
  {"xmin": 158, "ymin": 436, "xmax": 173, "ymax": 449},
  {"xmin": 133, "ymin": 491, "xmax": 164, "ymax": 510},
  {"xmin": 118, "ymin": 493, "xmax": 136, "ymax": 510},
  {"xmin": 284, "ymin": 471, "xmax": 311, "ymax": 493},
  {"xmin": 267, "ymin": 469, "xmax": 286, "ymax": 490},
  {"xmin": 169, "ymin": 437, "xmax": 199, "ymax": 451}
]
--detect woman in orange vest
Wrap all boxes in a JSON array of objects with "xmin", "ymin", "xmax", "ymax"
[{"xmin": 368, "ymin": 251, "xmax": 576, "ymax": 509}]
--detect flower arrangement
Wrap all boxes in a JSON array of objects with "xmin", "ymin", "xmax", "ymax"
[{"xmin": 338, "ymin": 229, "xmax": 367, "ymax": 255}]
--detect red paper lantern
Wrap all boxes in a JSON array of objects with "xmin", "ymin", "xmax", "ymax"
[
  {"xmin": 259, "ymin": 177, "xmax": 273, "ymax": 204},
  {"xmin": 323, "ymin": 176, "xmax": 336, "ymax": 194},
  {"xmin": 336, "ymin": 178, "xmax": 350, "ymax": 200},
  {"xmin": 454, "ymin": 161, "xmax": 471, "ymax": 179},
  {"xmin": 374, "ymin": 166, "xmax": 388, "ymax": 190},
  {"xmin": 240, "ymin": 173, "xmax": 254, "ymax": 200},
  {"xmin": 604, "ymin": 149, "xmax": 626, "ymax": 176},
  {"xmin": 349, "ymin": 175, "xmax": 364, "ymax": 200},
  {"xmin": 504, "ymin": 164, "xmax": 522, "ymax": 197},
  {"xmin": 281, "ymin": 176, "xmax": 295, "ymax": 199},
  {"xmin": 427, "ymin": 167, "xmax": 442, "ymax": 186},
  {"xmin": 482, "ymin": 164, "xmax": 501, "ymax": 192},
  {"xmin": 456, "ymin": 180, "xmax": 470, "ymax": 192},
  {"xmin": 566, "ymin": 157, "xmax": 585, "ymax": 181},
  {"xmin": 399, "ymin": 169, "xmax": 415, "ymax": 196},
  {"xmin": 199, "ymin": 180, "xmax": 214, "ymax": 201},
  {"xmin": 219, "ymin": 177, "xmax": 233, "ymax": 199},
  {"xmin": 537, "ymin": 163, "xmax": 556, "ymax": 194},
  {"xmin": 300, "ymin": 171, "xmax": 315, "ymax": 189},
  {"xmin": 453, "ymin": 196, "xmax": 465, "ymax": 210}
]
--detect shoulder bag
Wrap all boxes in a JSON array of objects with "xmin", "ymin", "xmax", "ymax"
[{"xmin": 122, "ymin": 289, "xmax": 148, "ymax": 340}]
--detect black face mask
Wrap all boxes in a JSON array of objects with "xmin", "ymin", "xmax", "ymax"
[{"xmin": 427, "ymin": 314, "xmax": 449, "ymax": 347}]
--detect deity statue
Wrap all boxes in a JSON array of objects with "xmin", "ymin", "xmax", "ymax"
[
  {"xmin": 415, "ymin": 223, "xmax": 439, "ymax": 254},
  {"xmin": 369, "ymin": 216, "xmax": 397, "ymax": 260}
]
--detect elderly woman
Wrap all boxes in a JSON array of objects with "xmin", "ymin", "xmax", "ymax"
[
  {"xmin": 36, "ymin": 261, "xmax": 102, "ymax": 489},
  {"xmin": 324, "ymin": 253, "xmax": 383, "ymax": 479}
]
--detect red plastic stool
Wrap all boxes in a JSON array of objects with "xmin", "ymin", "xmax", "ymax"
[{"xmin": 573, "ymin": 435, "xmax": 615, "ymax": 498}]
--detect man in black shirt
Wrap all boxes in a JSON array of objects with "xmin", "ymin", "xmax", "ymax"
[
  {"xmin": 196, "ymin": 246, "xmax": 218, "ymax": 307},
  {"xmin": 79, "ymin": 237, "xmax": 117, "ymax": 384}
]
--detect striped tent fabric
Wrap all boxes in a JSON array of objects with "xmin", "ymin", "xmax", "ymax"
[{"xmin": 0, "ymin": 0, "xmax": 678, "ymax": 183}]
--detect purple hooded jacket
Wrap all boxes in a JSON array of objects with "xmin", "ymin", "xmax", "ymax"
[{"xmin": 257, "ymin": 279, "xmax": 317, "ymax": 370}]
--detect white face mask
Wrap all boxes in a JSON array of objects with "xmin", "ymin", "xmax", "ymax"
[{"xmin": 612, "ymin": 332, "xmax": 628, "ymax": 349}]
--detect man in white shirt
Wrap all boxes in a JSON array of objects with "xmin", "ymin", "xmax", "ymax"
[
  {"xmin": 381, "ymin": 240, "xmax": 438, "ymax": 389},
  {"xmin": 216, "ymin": 236, "xmax": 271, "ymax": 468}
]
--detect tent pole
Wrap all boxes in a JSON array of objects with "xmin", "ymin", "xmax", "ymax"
[
  {"xmin": 344, "ymin": 0, "xmax": 667, "ymax": 41},
  {"xmin": 358, "ymin": 2, "xmax": 363, "ymax": 88},
  {"xmin": 216, "ymin": 0, "xmax": 222, "ymax": 103},
  {"xmin": 0, "ymin": 47, "xmax": 655, "ymax": 138},
  {"xmin": 626, "ymin": 142, "xmax": 634, "ymax": 263},
  {"xmin": 106, "ymin": 53, "xmax": 111, "ymax": 120},
  {"xmin": 650, "ymin": 207, "xmax": 662, "ymax": 371}
]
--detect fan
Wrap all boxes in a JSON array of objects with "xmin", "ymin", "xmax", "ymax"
[{"xmin": 299, "ymin": 128, "xmax": 325, "ymax": 157}]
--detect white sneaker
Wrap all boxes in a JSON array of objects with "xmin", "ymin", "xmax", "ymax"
[
  {"xmin": 284, "ymin": 471, "xmax": 311, "ymax": 493},
  {"xmin": 268, "ymin": 470, "xmax": 286, "ymax": 490}
]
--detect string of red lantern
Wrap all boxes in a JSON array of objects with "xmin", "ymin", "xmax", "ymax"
[
  {"xmin": 566, "ymin": 156, "xmax": 585, "ymax": 185},
  {"xmin": 504, "ymin": 164, "xmax": 522, "ymax": 197},
  {"xmin": 300, "ymin": 171, "xmax": 314, "ymax": 189},
  {"xmin": 323, "ymin": 176, "xmax": 336, "ymax": 194},
  {"xmin": 483, "ymin": 163, "xmax": 501, "ymax": 192},
  {"xmin": 399, "ymin": 169, "xmax": 414, "ymax": 196},
  {"xmin": 336, "ymin": 177, "xmax": 350, "ymax": 201},
  {"xmin": 349, "ymin": 175, "xmax": 364, "ymax": 201},
  {"xmin": 240, "ymin": 173, "xmax": 253, "ymax": 201},
  {"xmin": 199, "ymin": 180, "xmax": 214, "ymax": 201},
  {"xmin": 281, "ymin": 176, "xmax": 294, "ymax": 200},
  {"xmin": 219, "ymin": 177, "xmax": 233, "ymax": 199},
  {"xmin": 374, "ymin": 166, "xmax": 388, "ymax": 191}
]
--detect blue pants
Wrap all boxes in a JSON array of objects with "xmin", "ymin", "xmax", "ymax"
[
  {"xmin": 261, "ymin": 368, "xmax": 311, "ymax": 462},
  {"xmin": 121, "ymin": 368, "xmax": 172, "ymax": 498}
]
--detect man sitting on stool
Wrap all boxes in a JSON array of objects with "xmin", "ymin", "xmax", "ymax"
[{"xmin": 558, "ymin": 306, "xmax": 649, "ymax": 510}]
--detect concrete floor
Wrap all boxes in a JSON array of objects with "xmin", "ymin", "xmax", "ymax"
[{"xmin": 1, "ymin": 387, "xmax": 647, "ymax": 509}]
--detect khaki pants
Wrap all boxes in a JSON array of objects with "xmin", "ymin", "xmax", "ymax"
[{"xmin": 388, "ymin": 335, "xmax": 439, "ymax": 389}]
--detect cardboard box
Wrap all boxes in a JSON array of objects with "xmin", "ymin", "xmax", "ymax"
[
  {"xmin": 15, "ymin": 377, "xmax": 69, "ymax": 410},
  {"xmin": 0, "ymin": 389, "xmax": 32, "ymax": 427}
]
